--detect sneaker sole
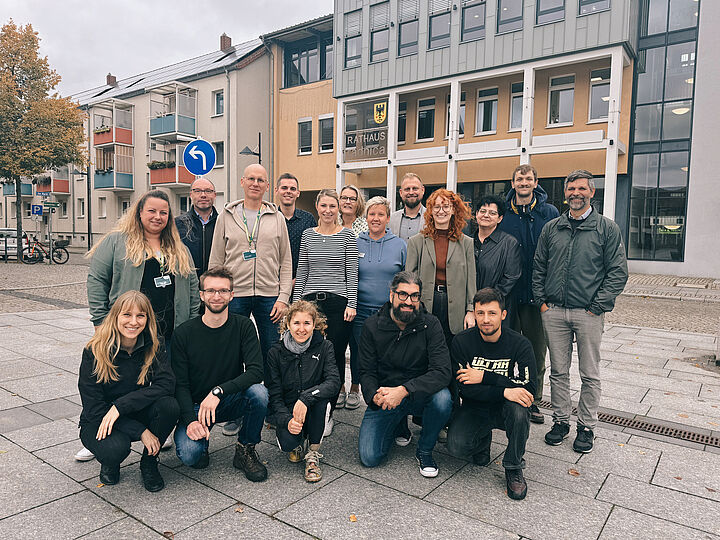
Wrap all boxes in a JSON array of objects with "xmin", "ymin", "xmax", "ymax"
[
  {"xmin": 530, "ymin": 415, "xmax": 545, "ymax": 424},
  {"xmin": 416, "ymin": 457, "xmax": 439, "ymax": 478},
  {"xmin": 395, "ymin": 436, "xmax": 412, "ymax": 447},
  {"xmin": 75, "ymin": 454, "xmax": 96, "ymax": 462},
  {"xmin": 344, "ymin": 402, "xmax": 360, "ymax": 410},
  {"xmin": 507, "ymin": 486, "xmax": 528, "ymax": 500},
  {"xmin": 544, "ymin": 433, "xmax": 570, "ymax": 446},
  {"xmin": 573, "ymin": 443, "xmax": 594, "ymax": 454}
]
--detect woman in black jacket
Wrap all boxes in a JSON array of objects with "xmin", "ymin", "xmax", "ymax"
[
  {"xmin": 78, "ymin": 290, "xmax": 179, "ymax": 492},
  {"xmin": 266, "ymin": 300, "xmax": 341, "ymax": 482}
]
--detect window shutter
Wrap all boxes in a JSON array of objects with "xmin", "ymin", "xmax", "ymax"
[
  {"xmin": 344, "ymin": 10, "xmax": 362, "ymax": 37},
  {"xmin": 399, "ymin": 0, "xmax": 419, "ymax": 22},
  {"xmin": 429, "ymin": 0, "xmax": 452, "ymax": 14},
  {"xmin": 371, "ymin": 2, "xmax": 390, "ymax": 30}
]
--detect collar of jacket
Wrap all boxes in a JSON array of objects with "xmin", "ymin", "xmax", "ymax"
[
  {"xmin": 279, "ymin": 330, "xmax": 324, "ymax": 355},
  {"xmin": 223, "ymin": 199, "xmax": 279, "ymax": 217},
  {"xmin": 475, "ymin": 227, "xmax": 502, "ymax": 246},
  {"xmin": 422, "ymin": 233, "xmax": 459, "ymax": 266},
  {"xmin": 376, "ymin": 302, "xmax": 430, "ymax": 334},
  {"xmin": 189, "ymin": 206, "xmax": 218, "ymax": 225},
  {"xmin": 557, "ymin": 208, "xmax": 598, "ymax": 230},
  {"xmin": 510, "ymin": 196, "xmax": 537, "ymax": 215}
]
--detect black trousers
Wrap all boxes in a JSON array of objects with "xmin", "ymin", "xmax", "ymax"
[
  {"xmin": 275, "ymin": 399, "xmax": 331, "ymax": 450},
  {"xmin": 447, "ymin": 401, "xmax": 530, "ymax": 470},
  {"xmin": 303, "ymin": 293, "xmax": 351, "ymax": 411},
  {"xmin": 80, "ymin": 396, "xmax": 180, "ymax": 466}
]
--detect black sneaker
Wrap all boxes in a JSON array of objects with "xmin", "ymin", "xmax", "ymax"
[
  {"xmin": 233, "ymin": 443, "xmax": 268, "ymax": 482},
  {"xmin": 140, "ymin": 453, "xmax": 165, "ymax": 492},
  {"xmin": 415, "ymin": 451, "xmax": 439, "ymax": 478},
  {"xmin": 99, "ymin": 463, "xmax": 120, "ymax": 485},
  {"xmin": 544, "ymin": 422, "xmax": 570, "ymax": 446},
  {"xmin": 505, "ymin": 468, "xmax": 528, "ymax": 500},
  {"xmin": 529, "ymin": 404, "xmax": 545, "ymax": 424},
  {"xmin": 190, "ymin": 450, "xmax": 210, "ymax": 469},
  {"xmin": 472, "ymin": 452, "xmax": 491, "ymax": 466},
  {"xmin": 573, "ymin": 425, "xmax": 595, "ymax": 453}
]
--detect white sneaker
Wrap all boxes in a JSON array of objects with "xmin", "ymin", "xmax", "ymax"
[
  {"xmin": 74, "ymin": 446, "xmax": 95, "ymax": 462},
  {"xmin": 323, "ymin": 417, "xmax": 335, "ymax": 438},
  {"xmin": 161, "ymin": 437, "xmax": 173, "ymax": 450}
]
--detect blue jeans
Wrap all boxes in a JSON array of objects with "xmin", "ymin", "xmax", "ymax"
[
  {"xmin": 358, "ymin": 388, "xmax": 452, "ymax": 467},
  {"xmin": 229, "ymin": 296, "xmax": 279, "ymax": 362},
  {"xmin": 349, "ymin": 305, "xmax": 378, "ymax": 386},
  {"xmin": 174, "ymin": 384, "xmax": 268, "ymax": 467}
]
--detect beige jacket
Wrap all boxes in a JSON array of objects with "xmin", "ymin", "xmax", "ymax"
[{"xmin": 209, "ymin": 199, "xmax": 292, "ymax": 304}]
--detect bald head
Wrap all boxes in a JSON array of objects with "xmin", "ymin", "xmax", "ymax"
[
  {"xmin": 189, "ymin": 177, "xmax": 216, "ymax": 213},
  {"xmin": 241, "ymin": 163, "xmax": 269, "ymax": 203}
]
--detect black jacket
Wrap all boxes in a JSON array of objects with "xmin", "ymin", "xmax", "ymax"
[
  {"xmin": 497, "ymin": 186, "xmax": 559, "ymax": 305},
  {"xmin": 473, "ymin": 227, "xmax": 522, "ymax": 297},
  {"xmin": 265, "ymin": 331, "xmax": 341, "ymax": 429},
  {"xmin": 175, "ymin": 207, "xmax": 218, "ymax": 278},
  {"xmin": 359, "ymin": 302, "xmax": 451, "ymax": 409},
  {"xmin": 78, "ymin": 333, "xmax": 175, "ymax": 439}
]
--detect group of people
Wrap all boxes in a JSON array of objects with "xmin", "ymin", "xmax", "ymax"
[{"xmin": 76, "ymin": 162, "xmax": 627, "ymax": 501}]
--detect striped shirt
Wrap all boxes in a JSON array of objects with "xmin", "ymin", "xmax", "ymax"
[{"xmin": 293, "ymin": 228, "xmax": 359, "ymax": 308}]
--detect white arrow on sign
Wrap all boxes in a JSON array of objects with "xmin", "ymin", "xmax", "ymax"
[{"xmin": 189, "ymin": 146, "xmax": 207, "ymax": 171}]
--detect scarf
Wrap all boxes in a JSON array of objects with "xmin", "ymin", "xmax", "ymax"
[{"xmin": 282, "ymin": 330, "xmax": 312, "ymax": 355}]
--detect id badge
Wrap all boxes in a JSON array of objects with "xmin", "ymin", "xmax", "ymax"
[
  {"xmin": 154, "ymin": 275, "xmax": 171, "ymax": 288},
  {"xmin": 242, "ymin": 250, "xmax": 257, "ymax": 261}
]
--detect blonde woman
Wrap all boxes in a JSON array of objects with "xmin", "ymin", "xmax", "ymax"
[
  {"xmin": 78, "ymin": 291, "xmax": 179, "ymax": 492},
  {"xmin": 339, "ymin": 184, "xmax": 368, "ymax": 237},
  {"xmin": 266, "ymin": 300, "xmax": 340, "ymax": 482}
]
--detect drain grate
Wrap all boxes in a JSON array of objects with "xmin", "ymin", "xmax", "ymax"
[{"xmin": 536, "ymin": 399, "xmax": 720, "ymax": 448}]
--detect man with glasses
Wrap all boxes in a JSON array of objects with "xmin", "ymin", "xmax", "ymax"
[
  {"xmin": 357, "ymin": 271, "xmax": 452, "ymax": 478},
  {"xmin": 209, "ymin": 164, "xmax": 292, "ymax": 435},
  {"xmin": 274, "ymin": 173, "xmax": 316, "ymax": 282},
  {"xmin": 172, "ymin": 266, "xmax": 269, "ymax": 481},
  {"xmin": 176, "ymin": 178, "xmax": 218, "ymax": 278},
  {"xmin": 390, "ymin": 173, "xmax": 426, "ymax": 241}
]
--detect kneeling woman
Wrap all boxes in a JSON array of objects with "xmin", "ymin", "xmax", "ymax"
[
  {"xmin": 266, "ymin": 300, "xmax": 340, "ymax": 482},
  {"xmin": 78, "ymin": 290, "xmax": 180, "ymax": 492}
]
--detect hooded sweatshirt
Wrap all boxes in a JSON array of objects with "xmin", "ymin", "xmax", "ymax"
[{"xmin": 357, "ymin": 230, "xmax": 407, "ymax": 310}]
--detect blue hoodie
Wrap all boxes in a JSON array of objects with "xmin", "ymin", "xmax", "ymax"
[{"xmin": 357, "ymin": 230, "xmax": 407, "ymax": 310}]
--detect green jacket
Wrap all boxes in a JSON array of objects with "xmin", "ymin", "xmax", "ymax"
[
  {"xmin": 87, "ymin": 232, "xmax": 200, "ymax": 326},
  {"xmin": 532, "ymin": 210, "xmax": 628, "ymax": 315}
]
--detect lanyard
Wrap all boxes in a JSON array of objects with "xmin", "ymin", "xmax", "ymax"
[
  {"xmin": 154, "ymin": 250, "xmax": 169, "ymax": 276},
  {"xmin": 241, "ymin": 205, "xmax": 261, "ymax": 247}
]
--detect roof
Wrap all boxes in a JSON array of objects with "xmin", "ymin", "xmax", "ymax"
[
  {"xmin": 71, "ymin": 38, "xmax": 263, "ymax": 107},
  {"xmin": 261, "ymin": 14, "xmax": 333, "ymax": 43}
]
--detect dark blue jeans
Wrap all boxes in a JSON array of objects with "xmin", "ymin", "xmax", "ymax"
[
  {"xmin": 349, "ymin": 305, "xmax": 378, "ymax": 386},
  {"xmin": 229, "ymin": 296, "xmax": 279, "ymax": 362},
  {"xmin": 174, "ymin": 384, "xmax": 268, "ymax": 467},
  {"xmin": 358, "ymin": 388, "xmax": 452, "ymax": 467}
]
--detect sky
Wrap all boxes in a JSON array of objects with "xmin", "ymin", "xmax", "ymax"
[{"xmin": 3, "ymin": 0, "xmax": 333, "ymax": 97}]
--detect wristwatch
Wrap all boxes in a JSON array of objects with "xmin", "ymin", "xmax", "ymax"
[{"xmin": 211, "ymin": 386, "xmax": 223, "ymax": 399}]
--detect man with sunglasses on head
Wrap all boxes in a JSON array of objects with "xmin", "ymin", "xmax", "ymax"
[
  {"xmin": 175, "ymin": 177, "xmax": 218, "ymax": 279},
  {"xmin": 357, "ymin": 271, "xmax": 452, "ymax": 478}
]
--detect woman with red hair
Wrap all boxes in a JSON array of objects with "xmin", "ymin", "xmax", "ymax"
[{"xmin": 406, "ymin": 189, "xmax": 476, "ymax": 345}]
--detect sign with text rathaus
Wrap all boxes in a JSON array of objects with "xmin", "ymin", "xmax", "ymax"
[{"xmin": 344, "ymin": 98, "xmax": 388, "ymax": 162}]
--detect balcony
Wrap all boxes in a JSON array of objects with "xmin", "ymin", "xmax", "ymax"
[
  {"xmin": 92, "ymin": 99, "xmax": 134, "ymax": 147},
  {"xmin": 94, "ymin": 145, "xmax": 134, "ymax": 191},
  {"xmin": 35, "ymin": 167, "xmax": 71, "ymax": 195},
  {"xmin": 94, "ymin": 170, "xmax": 133, "ymax": 191},
  {"xmin": 148, "ymin": 82, "xmax": 197, "ymax": 143},
  {"xmin": 2, "ymin": 182, "xmax": 33, "ymax": 197},
  {"xmin": 149, "ymin": 162, "xmax": 194, "ymax": 187}
]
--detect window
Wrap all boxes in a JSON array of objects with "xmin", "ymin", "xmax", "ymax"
[
  {"xmin": 634, "ymin": 104, "xmax": 662, "ymax": 142},
  {"xmin": 0, "ymin": 203, "xmax": 3, "ymax": 219},
  {"xmin": 60, "ymin": 201, "xmax": 68, "ymax": 218},
  {"xmin": 548, "ymin": 75, "xmax": 575, "ymax": 125},
  {"xmin": 416, "ymin": 98, "xmax": 436, "ymax": 141},
  {"xmin": 510, "ymin": 82, "xmax": 523, "ymax": 130},
  {"xmin": 446, "ymin": 92, "xmax": 466, "ymax": 137},
  {"xmin": 537, "ymin": 0, "xmax": 565, "ymax": 25},
  {"xmin": 462, "ymin": 1, "xmax": 486, "ymax": 41},
  {"xmin": 213, "ymin": 142, "xmax": 224, "ymax": 167},
  {"xmin": 398, "ymin": 20, "xmax": 419, "ymax": 56},
  {"xmin": 668, "ymin": 0, "xmax": 699, "ymax": 32},
  {"xmin": 24, "ymin": 202, "xmax": 32, "ymax": 218},
  {"xmin": 321, "ymin": 40, "xmax": 333, "ymax": 79},
  {"xmin": 284, "ymin": 38, "xmax": 333, "ymax": 87},
  {"xmin": 589, "ymin": 68, "xmax": 610, "ymax": 121},
  {"xmin": 398, "ymin": 102, "xmax": 407, "ymax": 144},
  {"xmin": 78, "ymin": 198, "xmax": 85, "ymax": 218},
  {"xmin": 662, "ymin": 100, "xmax": 692, "ymax": 140},
  {"xmin": 370, "ymin": 2, "xmax": 390, "ymax": 62},
  {"xmin": 119, "ymin": 198, "xmax": 130, "ymax": 215},
  {"xmin": 180, "ymin": 196, "xmax": 190, "ymax": 213},
  {"xmin": 344, "ymin": 10, "xmax": 362, "ymax": 68},
  {"xmin": 475, "ymin": 88, "xmax": 498, "ymax": 134},
  {"xmin": 578, "ymin": 0, "xmax": 610, "ymax": 16},
  {"xmin": 429, "ymin": 12, "xmax": 451, "ymax": 49},
  {"xmin": 665, "ymin": 42, "xmax": 695, "ymax": 101},
  {"xmin": 345, "ymin": 112, "xmax": 357, "ymax": 149},
  {"xmin": 98, "ymin": 197, "xmax": 107, "ymax": 218},
  {"xmin": 497, "ymin": 0, "xmax": 523, "ymax": 33},
  {"xmin": 298, "ymin": 120, "xmax": 312, "ymax": 154},
  {"xmin": 319, "ymin": 116, "xmax": 334, "ymax": 152},
  {"xmin": 212, "ymin": 90, "xmax": 224, "ymax": 116}
]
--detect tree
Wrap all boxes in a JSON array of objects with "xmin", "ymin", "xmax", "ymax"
[{"xmin": 0, "ymin": 19, "xmax": 85, "ymax": 260}]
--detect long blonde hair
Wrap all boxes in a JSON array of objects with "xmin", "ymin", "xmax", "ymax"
[
  {"xmin": 86, "ymin": 291, "xmax": 160, "ymax": 385},
  {"xmin": 88, "ymin": 190, "xmax": 193, "ymax": 276}
]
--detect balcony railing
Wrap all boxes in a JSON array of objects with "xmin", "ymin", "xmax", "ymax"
[
  {"xmin": 94, "ymin": 171, "xmax": 133, "ymax": 190},
  {"xmin": 2, "ymin": 182, "xmax": 33, "ymax": 197}
]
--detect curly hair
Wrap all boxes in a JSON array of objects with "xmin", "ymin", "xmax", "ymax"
[
  {"xmin": 421, "ymin": 189, "xmax": 471, "ymax": 241},
  {"xmin": 279, "ymin": 299, "xmax": 328, "ymax": 336}
]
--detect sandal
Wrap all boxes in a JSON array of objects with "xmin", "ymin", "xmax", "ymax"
[{"xmin": 304, "ymin": 449, "xmax": 323, "ymax": 482}]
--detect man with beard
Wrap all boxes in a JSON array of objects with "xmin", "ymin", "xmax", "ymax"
[
  {"xmin": 389, "ymin": 173, "xmax": 426, "ymax": 241},
  {"xmin": 357, "ymin": 271, "xmax": 452, "ymax": 478},
  {"xmin": 171, "ymin": 267, "xmax": 269, "ymax": 482},
  {"xmin": 175, "ymin": 178, "xmax": 219, "ymax": 279},
  {"xmin": 447, "ymin": 288, "xmax": 536, "ymax": 500},
  {"xmin": 533, "ymin": 170, "xmax": 627, "ymax": 454}
]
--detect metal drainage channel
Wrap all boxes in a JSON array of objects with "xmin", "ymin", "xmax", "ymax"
[{"xmin": 536, "ymin": 400, "xmax": 720, "ymax": 448}]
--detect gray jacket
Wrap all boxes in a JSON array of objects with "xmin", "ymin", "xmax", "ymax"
[{"xmin": 389, "ymin": 205, "xmax": 426, "ymax": 241}]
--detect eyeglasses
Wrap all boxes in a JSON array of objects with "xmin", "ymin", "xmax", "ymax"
[
  {"xmin": 191, "ymin": 189, "xmax": 215, "ymax": 194},
  {"xmin": 244, "ymin": 177, "xmax": 267, "ymax": 184},
  {"xmin": 201, "ymin": 288, "xmax": 233, "ymax": 296},
  {"xmin": 340, "ymin": 196, "xmax": 358, "ymax": 202},
  {"xmin": 393, "ymin": 291, "xmax": 421, "ymax": 302},
  {"xmin": 477, "ymin": 209, "xmax": 499, "ymax": 216},
  {"xmin": 433, "ymin": 204, "xmax": 453, "ymax": 213}
]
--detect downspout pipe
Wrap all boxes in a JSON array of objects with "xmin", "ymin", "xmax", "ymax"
[
  {"xmin": 261, "ymin": 37, "xmax": 275, "ymax": 192},
  {"xmin": 224, "ymin": 67, "xmax": 231, "ymax": 202}
]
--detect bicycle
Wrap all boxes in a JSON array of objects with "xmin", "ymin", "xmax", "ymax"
[{"xmin": 22, "ymin": 236, "xmax": 70, "ymax": 265}]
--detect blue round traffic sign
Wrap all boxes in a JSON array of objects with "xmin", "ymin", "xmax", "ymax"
[{"xmin": 183, "ymin": 139, "xmax": 216, "ymax": 176}]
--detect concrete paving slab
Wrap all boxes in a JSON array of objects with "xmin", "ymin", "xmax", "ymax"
[
  {"xmin": 426, "ymin": 465, "xmax": 611, "ymax": 540},
  {"xmin": 0, "ymin": 490, "xmax": 123, "ymax": 540},
  {"xmin": 0, "ymin": 314, "xmax": 38, "ymax": 326},
  {"xmin": 664, "ymin": 359, "xmax": 720, "ymax": 379},
  {"xmin": 614, "ymin": 333, "xmax": 681, "ymax": 347},
  {"xmin": 598, "ymin": 351, "xmax": 670, "ymax": 369},
  {"xmin": 599, "ymin": 506, "xmax": 720, "ymax": 540},
  {"xmin": 670, "ymin": 370, "xmax": 720, "ymax": 384},
  {"xmin": 44, "ymin": 317, "xmax": 94, "ymax": 331},
  {"xmin": 642, "ymin": 388, "xmax": 720, "ymax": 417},
  {"xmin": 175, "ymin": 504, "xmax": 313, "ymax": 539},
  {"xmin": 0, "ymin": 405, "xmax": 50, "ymax": 432},
  {"xmin": 576, "ymin": 438, "xmax": 660, "ymax": 482},
  {"xmin": 0, "ymin": 346, "xmax": 23, "ymax": 362},
  {"xmin": 14, "ymin": 311, "xmax": 77, "ymax": 322},
  {"xmin": 646, "ymin": 405, "xmax": 720, "ymax": 431},
  {"xmin": 602, "ymin": 362, "xmax": 671, "ymax": 378},
  {"xmin": 36, "ymin": 355, "xmax": 82, "ymax": 375},
  {"xmin": 701, "ymin": 383, "xmax": 720, "ymax": 401},
  {"xmin": 601, "ymin": 369, "xmax": 701, "ymax": 395},
  {"xmin": 597, "ymin": 474, "xmax": 720, "ymax": 535},
  {"xmin": 3, "ymin": 418, "xmax": 79, "ymax": 451},
  {"xmin": 83, "ymin": 465, "xmax": 235, "ymax": 533},
  {"xmin": 0, "ymin": 357, "xmax": 59, "ymax": 383},
  {"xmin": 1, "ymin": 371, "xmax": 80, "ymax": 402},
  {"xmin": 0, "ymin": 388, "xmax": 31, "ymax": 410},
  {"xmin": 649, "ymin": 441, "xmax": 720, "ymax": 502},
  {"xmin": 78, "ymin": 517, "xmax": 165, "ymax": 539},
  {"xmin": 277, "ymin": 472, "xmax": 518, "ymax": 540},
  {"xmin": 33, "ymin": 439, "xmax": 141, "ymax": 483},
  {"xmin": 26, "ymin": 397, "xmax": 82, "ymax": 420},
  {"xmin": 523, "ymin": 421, "xmax": 581, "ymax": 463},
  {"xmin": 617, "ymin": 344, "xmax": 686, "ymax": 358},
  {"xmin": 332, "ymin": 402, "xmax": 367, "ymax": 428},
  {"xmin": 625, "ymin": 432, "xmax": 706, "ymax": 452},
  {"xmin": 598, "ymin": 395, "xmax": 651, "ymax": 415}
]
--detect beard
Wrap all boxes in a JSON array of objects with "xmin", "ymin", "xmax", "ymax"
[
  {"xmin": 204, "ymin": 300, "xmax": 230, "ymax": 314},
  {"xmin": 567, "ymin": 195, "xmax": 589, "ymax": 210},
  {"xmin": 391, "ymin": 303, "xmax": 418, "ymax": 324},
  {"xmin": 478, "ymin": 324, "xmax": 500, "ymax": 337},
  {"xmin": 403, "ymin": 198, "xmax": 421, "ymax": 209}
]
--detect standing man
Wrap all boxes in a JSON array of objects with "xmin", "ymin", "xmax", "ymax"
[
  {"xmin": 533, "ymin": 170, "xmax": 628, "ymax": 454},
  {"xmin": 209, "ymin": 164, "xmax": 292, "ymax": 436},
  {"xmin": 498, "ymin": 164, "xmax": 559, "ymax": 424},
  {"xmin": 274, "ymin": 173, "xmax": 317, "ymax": 281},
  {"xmin": 389, "ymin": 173, "xmax": 426, "ymax": 242},
  {"xmin": 175, "ymin": 177, "xmax": 218, "ymax": 278}
]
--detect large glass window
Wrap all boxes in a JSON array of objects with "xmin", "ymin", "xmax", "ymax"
[
  {"xmin": 668, "ymin": 0, "xmax": 699, "ymax": 32},
  {"xmin": 537, "ymin": 0, "xmax": 565, "ymax": 25},
  {"xmin": 497, "ymin": 0, "xmax": 523, "ymax": 33},
  {"xmin": 429, "ymin": 12, "xmax": 451, "ymax": 49},
  {"xmin": 398, "ymin": 102, "xmax": 407, "ymax": 144},
  {"xmin": 298, "ymin": 120, "xmax": 312, "ymax": 154},
  {"xmin": 579, "ymin": 0, "xmax": 611, "ymax": 16},
  {"xmin": 636, "ymin": 48, "xmax": 666, "ymax": 104},
  {"xmin": 417, "ymin": 98, "xmax": 436, "ymax": 141},
  {"xmin": 589, "ymin": 68, "xmax": 610, "ymax": 120},
  {"xmin": 662, "ymin": 101, "xmax": 692, "ymax": 140},
  {"xmin": 398, "ymin": 20, "xmax": 419, "ymax": 56},
  {"xmin": 476, "ymin": 88, "xmax": 498, "ymax": 134},
  {"xmin": 548, "ymin": 75, "xmax": 575, "ymax": 125},
  {"xmin": 446, "ymin": 92, "xmax": 466, "ymax": 137},
  {"xmin": 634, "ymin": 104, "xmax": 662, "ymax": 142},
  {"xmin": 664, "ymin": 42, "xmax": 695, "ymax": 101},
  {"xmin": 510, "ymin": 82, "xmax": 523, "ymax": 130},
  {"xmin": 643, "ymin": 0, "xmax": 668, "ymax": 36},
  {"xmin": 462, "ymin": 1, "xmax": 486, "ymax": 41},
  {"xmin": 284, "ymin": 38, "xmax": 332, "ymax": 87}
]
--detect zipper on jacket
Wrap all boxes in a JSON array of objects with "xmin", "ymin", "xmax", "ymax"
[
  {"xmin": 201, "ymin": 222, "xmax": 206, "ymax": 275},
  {"xmin": 564, "ymin": 228, "xmax": 576, "ymax": 307}
]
